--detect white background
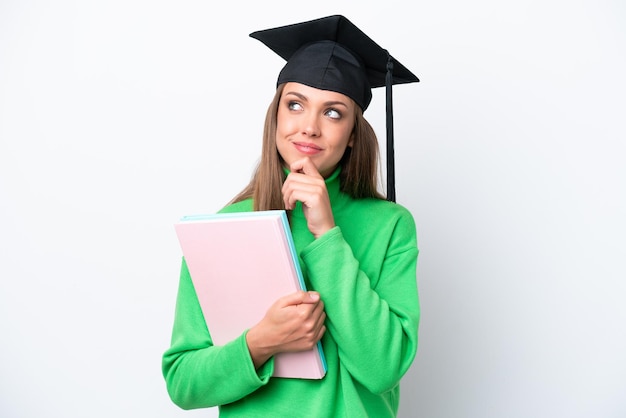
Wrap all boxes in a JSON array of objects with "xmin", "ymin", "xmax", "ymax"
[{"xmin": 1, "ymin": 1, "xmax": 624, "ymax": 417}]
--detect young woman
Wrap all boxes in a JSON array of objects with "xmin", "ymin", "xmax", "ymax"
[{"xmin": 163, "ymin": 15, "xmax": 420, "ymax": 417}]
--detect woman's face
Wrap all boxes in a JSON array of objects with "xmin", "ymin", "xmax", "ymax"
[{"xmin": 276, "ymin": 82, "xmax": 356, "ymax": 178}]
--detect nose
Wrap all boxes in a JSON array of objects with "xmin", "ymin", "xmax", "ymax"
[{"xmin": 302, "ymin": 114, "xmax": 321, "ymax": 137}]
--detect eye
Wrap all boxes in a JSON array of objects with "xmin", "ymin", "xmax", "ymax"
[
  {"xmin": 325, "ymin": 108, "xmax": 342, "ymax": 120},
  {"xmin": 288, "ymin": 101, "xmax": 303, "ymax": 111}
]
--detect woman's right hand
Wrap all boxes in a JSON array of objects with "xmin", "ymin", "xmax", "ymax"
[{"xmin": 245, "ymin": 291, "xmax": 326, "ymax": 369}]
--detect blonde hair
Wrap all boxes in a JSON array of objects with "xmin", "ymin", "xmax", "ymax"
[{"xmin": 230, "ymin": 84, "xmax": 384, "ymax": 210}]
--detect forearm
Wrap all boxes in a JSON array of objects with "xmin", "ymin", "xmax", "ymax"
[
  {"xmin": 163, "ymin": 333, "xmax": 272, "ymax": 409},
  {"xmin": 161, "ymin": 259, "xmax": 272, "ymax": 409},
  {"xmin": 302, "ymin": 227, "xmax": 419, "ymax": 393}
]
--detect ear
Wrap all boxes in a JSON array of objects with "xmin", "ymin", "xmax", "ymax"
[{"xmin": 348, "ymin": 132, "xmax": 355, "ymax": 148}]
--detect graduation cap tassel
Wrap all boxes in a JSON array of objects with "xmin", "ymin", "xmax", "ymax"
[
  {"xmin": 250, "ymin": 15, "xmax": 419, "ymax": 203},
  {"xmin": 385, "ymin": 53, "xmax": 396, "ymax": 203}
]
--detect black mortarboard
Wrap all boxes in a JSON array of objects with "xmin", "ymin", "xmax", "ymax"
[{"xmin": 250, "ymin": 15, "xmax": 419, "ymax": 202}]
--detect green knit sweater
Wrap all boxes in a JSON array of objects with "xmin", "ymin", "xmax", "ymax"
[{"xmin": 162, "ymin": 168, "xmax": 420, "ymax": 417}]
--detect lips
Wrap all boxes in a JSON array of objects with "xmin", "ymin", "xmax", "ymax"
[{"xmin": 293, "ymin": 142, "xmax": 323, "ymax": 155}]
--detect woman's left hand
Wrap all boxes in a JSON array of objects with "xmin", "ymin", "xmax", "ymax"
[{"xmin": 282, "ymin": 158, "xmax": 335, "ymax": 239}]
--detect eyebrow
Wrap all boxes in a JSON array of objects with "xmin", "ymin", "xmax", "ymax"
[{"xmin": 284, "ymin": 91, "xmax": 350, "ymax": 109}]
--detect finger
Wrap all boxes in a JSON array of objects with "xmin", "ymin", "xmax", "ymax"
[
  {"xmin": 283, "ymin": 173, "xmax": 325, "ymax": 191},
  {"xmin": 306, "ymin": 291, "xmax": 321, "ymax": 302},
  {"xmin": 289, "ymin": 157, "xmax": 323, "ymax": 179},
  {"xmin": 283, "ymin": 186, "xmax": 324, "ymax": 211},
  {"xmin": 312, "ymin": 299, "xmax": 326, "ymax": 322},
  {"xmin": 316, "ymin": 324, "xmax": 327, "ymax": 341},
  {"xmin": 282, "ymin": 173, "xmax": 327, "ymax": 204},
  {"xmin": 307, "ymin": 312, "xmax": 327, "ymax": 346},
  {"xmin": 282, "ymin": 171, "xmax": 323, "ymax": 203},
  {"xmin": 299, "ymin": 305, "xmax": 326, "ymax": 339},
  {"xmin": 278, "ymin": 290, "xmax": 320, "ymax": 308}
]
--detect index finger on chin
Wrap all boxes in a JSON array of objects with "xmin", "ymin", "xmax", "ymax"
[{"xmin": 290, "ymin": 158, "xmax": 321, "ymax": 178}]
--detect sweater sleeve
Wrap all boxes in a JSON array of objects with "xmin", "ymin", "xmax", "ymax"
[
  {"xmin": 300, "ymin": 211, "xmax": 419, "ymax": 394},
  {"xmin": 161, "ymin": 258, "xmax": 274, "ymax": 409}
]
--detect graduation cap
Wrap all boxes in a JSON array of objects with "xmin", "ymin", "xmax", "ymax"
[{"xmin": 250, "ymin": 15, "xmax": 419, "ymax": 202}]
